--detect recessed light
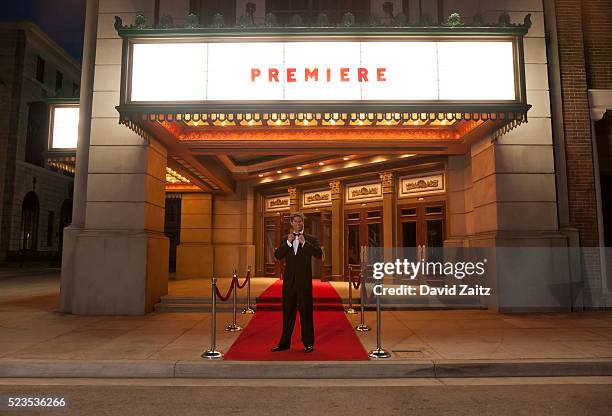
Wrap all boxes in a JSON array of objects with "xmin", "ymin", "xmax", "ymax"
[
  {"xmin": 297, "ymin": 166, "xmax": 303, "ymax": 170},
  {"xmin": 276, "ymin": 170, "xmax": 282, "ymax": 174},
  {"xmin": 343, "ymin": 157, "xmax": 349, "ymax": 161},
  {"xmin": 258, "ymin": 174, "xmax": 264, "ymax": 177},
  {"xmin": 318, "ymin": 162, "xmax": 324, "ymax": 166}
]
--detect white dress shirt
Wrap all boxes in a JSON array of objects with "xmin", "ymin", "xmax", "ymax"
[{"xmin": 287, "ymin": 232, "xmax": 305, "ymax": 254}]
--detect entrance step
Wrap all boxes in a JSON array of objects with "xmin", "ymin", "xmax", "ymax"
[{"xmin": 154, "ymin": 295, "xmax": 483, "ymax": 312}]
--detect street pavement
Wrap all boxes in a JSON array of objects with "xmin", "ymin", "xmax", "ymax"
[{"xmin": 0, "ymin": 377, "xmax": 611, "ymax": 415}]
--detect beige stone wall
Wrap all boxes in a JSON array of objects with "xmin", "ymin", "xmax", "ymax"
[
  {"xmin": 212, "ymin": 182, "xmax": 255, "ymax": 277},
  {"xmin": 70, "ymin": 0, "xmax": 169, "ymax": 315},
  {"xmin": 446, "ymin": 0, "xmax": 559, "ymax": 245},
  {"xmin": 176, "ymin": 193, "xmax": 213, "ymax": 279}
]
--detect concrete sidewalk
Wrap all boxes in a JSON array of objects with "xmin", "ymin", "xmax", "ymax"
[{"xmin": 1, "ymin": 270, "xmax": 612, "ymax": 378}]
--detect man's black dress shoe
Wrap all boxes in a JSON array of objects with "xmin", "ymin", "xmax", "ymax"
[
  {"xmin": 270, "ymin": 345, "xmax": 289, "ymax": 352},
  {"xmin": 304, "ymin": 346, "xmax": 314, "ymax": 353}
]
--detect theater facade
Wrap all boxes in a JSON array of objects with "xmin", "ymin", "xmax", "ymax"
[{"xmin": 57, "ymin": 0, "xmax": 610, "ymax": 315}]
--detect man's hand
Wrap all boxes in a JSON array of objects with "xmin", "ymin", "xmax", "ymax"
[
  {"xmin": 287, "ymin": 233, "xmax": 295, "ymax": 243},
  {"xmin": 298, "ymin": 234, "xmax": 305, "ymax": 245}
]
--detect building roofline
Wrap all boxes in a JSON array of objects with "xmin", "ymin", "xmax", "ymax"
[{"xmin": 0, "ymin": 21, "xmax": 81, "ymax": 77}]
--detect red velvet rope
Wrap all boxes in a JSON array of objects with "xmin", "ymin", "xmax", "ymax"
[
  {"xmin": 236, "ymin": 270, "xmax": 251, "ymax": 289},
  {"xmin": 214, "ymin": 276, "xmax": 236, "ymax": 301}
]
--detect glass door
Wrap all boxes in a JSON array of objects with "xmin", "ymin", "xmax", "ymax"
[
  {"xmin": 344, "ymin": 207, "xmax": 383, "ymax": 278},
  {"xmin": 397, "ymin": 202, "xmax": 446, "ymax": 281},
  {"xmin": 263, "ymin": 212, "xmax": 291, "ymax": 277}
]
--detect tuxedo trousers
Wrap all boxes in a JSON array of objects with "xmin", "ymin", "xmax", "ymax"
[{"xmin": 279, "ymin": 279, "xmax": 314, "ymax": 347}]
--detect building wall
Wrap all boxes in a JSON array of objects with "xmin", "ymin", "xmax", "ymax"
[
  {"xmin": 582, "ymin": 0, "xmax": 612, "ymax": 90},
  {"xmin": 0, "ymin": 23, "xmax": 79, "ymax": 261},
  {"xmin": 553, "ymin": 0, "xmax": 607, "ymax": 303},
  {"xmin": 9, "ymin": 162, "xmax": 72, "ymax": 253}
]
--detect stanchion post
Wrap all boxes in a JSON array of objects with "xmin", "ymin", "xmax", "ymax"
[
  {"xmin": 241, "ymin": 265, "xmax": 255, "ymax": 314},
  {"xmin": 202, "ymin": 276, "xmax": 224, "ymax": 359},
  {"xmin": 225, "ymin": 269, "xmax": 242, "ymax": 332},
  {"xmin": 369, "ymin": 275, "xmax": 390, "ymax": 358},
  {"xmin": 346, "ymin": 265, "xmax": 357, "ymax": 314},
  {"xmin": 355, "ymin": 271, "xmax": 371, "ymax": 332}
]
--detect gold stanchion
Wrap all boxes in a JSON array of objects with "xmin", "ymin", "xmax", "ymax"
[
  {"xmin": 225, "ymin": 270, "xmax": 242, "ymax": 332},
  {"xmin": 345, "ymin": 265, "xmax": 357, "ymax": 314},
  {"xmin": 201, "ymin": 276, "xmax": 224, "ymax": 359},
  {"xmin": 355, "ymin": 271, "xmax": 371, "ymax": 332},
  {"xmin": 241, "ymin": 266, "xmax": 255, "ymax": 314}
]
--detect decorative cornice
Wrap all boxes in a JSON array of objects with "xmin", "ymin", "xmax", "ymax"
[
  {"xmin": 329, "ymin": 180, "xmax": 342, "ymax": 200},
  {"xmin": 288, "ymin": 186, "xmax": 298, "ymax": 205},
  {"xmin": 114, "ymin": 12, "xmax": 531, "ymax": 37},
  {"xmin": 379, "ymin": 172, "xmax": 394, "ymax": 194}
]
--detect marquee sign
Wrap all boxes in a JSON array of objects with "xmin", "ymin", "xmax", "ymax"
[{"xmin": 129, "ymin": 41, "xmax": 517, "ymax": 103}]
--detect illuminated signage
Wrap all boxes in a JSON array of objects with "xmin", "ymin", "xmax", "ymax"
[
  {"xmin": 129, "ymin": 41, "xmax": 516, "ymax": 102},
  {"xmin": 50, "ymin": 106, "xmax": 79, "ymax": 149}
]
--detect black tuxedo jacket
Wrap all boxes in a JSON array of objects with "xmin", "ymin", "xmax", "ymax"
[{"xmin": 274, "ymin": 233, "xmax": 323, "ymax": 290}]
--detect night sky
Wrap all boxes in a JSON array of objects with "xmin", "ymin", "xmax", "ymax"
[{"xmin": 2, "ymin": 0, "xmax": 86, "ymax": 60}]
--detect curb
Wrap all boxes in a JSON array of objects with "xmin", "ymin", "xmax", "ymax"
[{"xmin": 2, "ymin": 359, "xmax": 612, "ymax": 379}]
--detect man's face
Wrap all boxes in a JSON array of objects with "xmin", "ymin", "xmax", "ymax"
[{"xmin": 291, "ymin": 216, "xmax": 304, "ymax": 232}]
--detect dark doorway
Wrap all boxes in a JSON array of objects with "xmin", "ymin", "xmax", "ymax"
[
  {"xmin": 21, "ymin": 192, "xmax": 40, "ymax": 251},
  {"xmin": 164, "ymin": 196, "xmax": 182, "ymax": 273}
]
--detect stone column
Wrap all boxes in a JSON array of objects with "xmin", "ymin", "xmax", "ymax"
[
  {"xmin": 329, "ymin": 180, "xmax": 343, "ymax": 280},
  {"xmin": 176, "ymin": 193, "xmax": 213, "ymax": 279},
  {"xmin": 288, "ymin": 186, "xmax": 298, "ymax": 212},
  {"xmin": 68, "ymin": 0, "xmax": 168, "ymax": 315},
  {"xmin": 380, "ymin": 172, "xmax": 395, "ymax": 253},
  {"xmin": 59, "ymin": 0, "xmax": 98, "ymax": 313}
]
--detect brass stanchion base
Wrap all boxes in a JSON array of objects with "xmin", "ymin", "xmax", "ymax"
[
  {"xmin": 201, "ymin": 349, "xmax": 224, "ymax": 359},
  {"xmin": 225, "ymin": 324, "xmax": 243, "ymax": 332},
  {"xmin": 369, "ymin": 348, "xmax": 391, "ymax": 359},
  {"xmin": 241, "ymin": 307, "xmax": 256, "ymax": 314},
  {"xmin": 355, "ymin": 324, "xmax": 371, "ymax": 331},
  {"xmin": 345, "ymin": 307, "xmax": 358, "ymax": 315}
]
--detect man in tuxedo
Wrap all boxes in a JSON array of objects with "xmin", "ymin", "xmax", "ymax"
[{"xmin": 271, "ymin": 212, "xmax": 323, "ymax": 353}]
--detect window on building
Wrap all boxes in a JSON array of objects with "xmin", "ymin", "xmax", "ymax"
[
  {"xmin": 21, "ymin": 192, "xmax": 40, "ymax": 251},
  {"xmin": 25, "ymin": 101, "xmax": 48, "ymax": 167},
  {"xmin": 36, "ymin": 56, "xmax": 45, "ymax": 83},
  {"xmin": 47, "ymin": 211, "xmax": 55, "ymax": 247},
  {"xmin": 55, "ymin": 71, "xmax": 63, "ymax": 92}
]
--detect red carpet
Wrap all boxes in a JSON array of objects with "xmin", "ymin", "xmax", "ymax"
[{"xmin": 224, "ymin": 280, "xmax": 369, "ymax": 360}]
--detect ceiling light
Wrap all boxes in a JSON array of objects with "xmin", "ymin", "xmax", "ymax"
[
  {"xmin": 297, "ymin": 166, "xmax": 303, "ymax": 170},
  {"xmin": 258, "ymin": 174, "xmax": 264, "ymax": 177},
  {"xmin": 277, "ymin": 170, "xmax": 282, "ymax": 174},
  {"xmin": 318, "ymin": 162, "xmax": 324, "ymax": 166}
]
